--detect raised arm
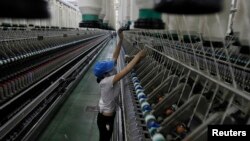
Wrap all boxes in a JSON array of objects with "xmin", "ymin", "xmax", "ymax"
[
  {"xmin": 113, "ymin": 29, "xmax": 124, "ymax": 63},
  {"xmin": 112, "ymin": 49, "xmax": 146, "ymax": 84}
]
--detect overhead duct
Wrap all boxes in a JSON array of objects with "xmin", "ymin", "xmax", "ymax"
[
  {"xmin": 134, "ymin": 0, "xmax": 164, "ymax": 29},
  {"xmin": 0, "ymin": 0, "xmax": 50, "ymax": 19},
  {"xmin": 78, "ymin": 0, "xmax": 101, "ymax": 28},
  {"xmin": 154, "ymin": 0, "xmax": 223, "ymax": 15}
]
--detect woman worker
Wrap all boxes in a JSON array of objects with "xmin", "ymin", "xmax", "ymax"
[{"xmin": 93, "ymin": 29, "xmax": 146, "ymax": 141}]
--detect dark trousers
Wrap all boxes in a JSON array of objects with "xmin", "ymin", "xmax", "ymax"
[{"xmin": 97, "ymin": 112, "xmax": 116, "ymax": 141}]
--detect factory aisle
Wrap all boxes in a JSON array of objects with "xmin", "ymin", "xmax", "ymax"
[{"xmin": 37, "ymin": 38, "xmax": 117, "ymax": 141}]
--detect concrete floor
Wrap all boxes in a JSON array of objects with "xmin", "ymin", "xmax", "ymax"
[{"xmin": 37, "ymin": 38, "xmax": 116, "ymax": 141}]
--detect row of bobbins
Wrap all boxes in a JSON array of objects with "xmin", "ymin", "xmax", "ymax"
[{"xmin": 131, "ymin": 72, "xmax": 166, "ymax": 141}]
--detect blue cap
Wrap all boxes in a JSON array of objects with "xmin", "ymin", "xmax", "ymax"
[{"xmin": 93, "ymin": 60, "xmax": 115, "ymax": 78}]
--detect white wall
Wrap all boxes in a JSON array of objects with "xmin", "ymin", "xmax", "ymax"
[
  {"xmin": 99, "ymin": 0, "xmax": 106, "ymax": 20},
  {"xmin": 109, "ymin": 0, "xmax": 116, "ymax": 28},
  {"xmin": 200, "ymin": 0, "xmax": 231, "ymax": 41},
  {"xmin": 130, "ymin": 0, "xmax": 139, "ymax": 23},
  {"xmin": 135, "ymin": 0, "xmax": 154, "ymax": 9},
  {"xmin": 233, "ymin": 0, "xmax": 250, "ymax": 45},
  {"xmin": 78, "ymin": 0, "xmax": 101, "ymax": 8},
  {"xmin": 117, "ymin": 0, "xmax": 138, "ymax": 28},
  {"xmin": 104, "ymin": 0, "xmax": 110, "ymax": 24},
  {"xmin": 78, "ymin": 0, "xmax": 101, "ymax": 16}
]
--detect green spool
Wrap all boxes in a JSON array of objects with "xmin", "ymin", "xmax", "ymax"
[
  {"xmin": 82, "ymin": 14, "xmax": 98, "ymax": 21},
  {"xmin": 139, "ymin": 9, "xmax": 161, "ymax": 19}
]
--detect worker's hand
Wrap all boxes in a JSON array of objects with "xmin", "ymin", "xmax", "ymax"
[
  {"xmin": 138, "ymin": 48, "xmax": 147, "ymax": 59},
  {"xmin": 119, "ymin": 32, "xmax": 124, "ymax": 40},
  {"xmin": 125, "ymin": 55, "xmax": 135, "ymax": 62},
  {"xmin": 118, "ymin": 28, "xmax": 124, "ymax": 40}
]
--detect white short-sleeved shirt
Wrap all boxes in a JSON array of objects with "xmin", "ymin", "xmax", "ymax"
[{"xmin": 99, "ymin": 75, "xmax": 120, "ymax": 113}]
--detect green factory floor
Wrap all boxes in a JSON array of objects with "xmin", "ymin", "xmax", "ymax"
[{"xmin": 37, "ymin": 38, "xmax": 117, "ymax": 141}]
